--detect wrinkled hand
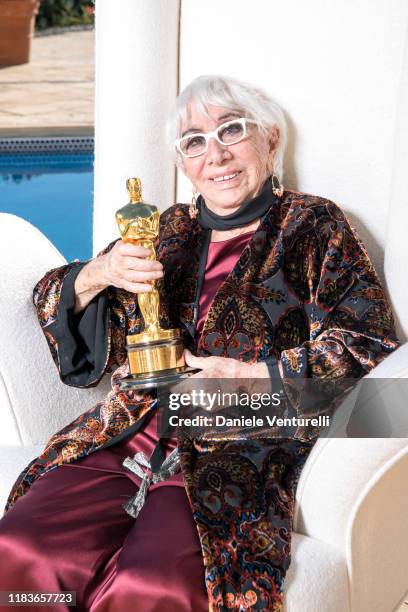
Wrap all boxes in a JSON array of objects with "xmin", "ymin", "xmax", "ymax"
[
  {"xmin": 176, "ymin": 351, "xmax": 271, "ymax": 417},
  {"xmin": 100, "ymin": 240, "xmax": 163, "ymax": 294},
  {"xmin": 184, "ymin": 349, "xmax": 269, "ymax": 379}
]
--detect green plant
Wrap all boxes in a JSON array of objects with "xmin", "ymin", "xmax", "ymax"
[{"xmin": 35, "ymin": 0, "xmax": 94, "ymax": 31}]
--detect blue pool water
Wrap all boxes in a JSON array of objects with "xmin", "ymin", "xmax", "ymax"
[{"xmin": 0, "ymin": 145, "xmax": 94, "ymax": 263}]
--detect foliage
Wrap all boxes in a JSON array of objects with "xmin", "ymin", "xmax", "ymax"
[{"xmin": 35, "ymin": 0, "xmax": 94, "ymax": 31}]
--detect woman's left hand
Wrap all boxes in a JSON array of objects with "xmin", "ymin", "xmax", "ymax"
[{"xmin": 184, "ymin": 349, "xmax": 269, "ymax": 379}]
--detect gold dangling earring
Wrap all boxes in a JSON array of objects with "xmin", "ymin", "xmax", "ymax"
[
  {"xmin": 271, "ymin": 173, "xmax": 284, "ymax": 198},
  {"xmin": 189, "ymin": 189, "xmax": 199, "ymax": 219}
]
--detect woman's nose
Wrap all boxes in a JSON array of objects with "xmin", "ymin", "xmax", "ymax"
[{"xmin": 205, "ymin": 136, "xmax": 232, "ymax": 164}]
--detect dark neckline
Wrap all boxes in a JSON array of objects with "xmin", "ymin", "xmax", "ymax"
[{"xmin": 197, "ymin": 175, "xmax": 276, "ymax": 230}]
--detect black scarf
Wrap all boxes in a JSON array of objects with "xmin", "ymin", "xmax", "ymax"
[{"xmin": 196, "ymin": 175, "xmax": 277, "ymax": 230}]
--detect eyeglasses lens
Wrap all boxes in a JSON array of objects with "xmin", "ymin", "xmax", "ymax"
[
  {"xmin": 180, "ymin": 121, "xmax": 245, "ymax": 157},
  {"xmin": 218, "ymin": 121, "xmax": 244, "ymax": 144},
  {"xmin": 180, "ymin": 135, "xmax": 206, "ymax": 156}
]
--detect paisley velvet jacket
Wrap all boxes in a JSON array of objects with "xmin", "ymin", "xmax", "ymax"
[{"xmin": 4, "ymin": 187, "xmax": 399, "ymax": 611}]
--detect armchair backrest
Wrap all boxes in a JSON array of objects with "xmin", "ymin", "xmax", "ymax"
[
  {"xmin": 384, "ymin": 26, "xmax": 408, "ymax": 342},
  {"xmin": 175, "ymin": 1, "xmax": 408, "ymax": 341}
]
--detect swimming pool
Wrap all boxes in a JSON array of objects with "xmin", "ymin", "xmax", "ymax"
[{"xmin": 0, "ymin": 137, "xmax": 94, "ymax": 263}]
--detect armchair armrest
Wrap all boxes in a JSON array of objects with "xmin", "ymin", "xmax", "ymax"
[
  {"xmin": 294, "ymin": 342, "xmax": 408, "ymax": 611},
  {"xmin": 347, "ymin": 446, "xmax": 408, "ymax": 612},
  {"xmin": 0, "ymin": 213, "xmax": 113, "ymax": 447}
]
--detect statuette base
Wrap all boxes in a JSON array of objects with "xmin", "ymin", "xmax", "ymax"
[{"xmin": 119, "ymin": 366, "xmax": 198, "ymax": 391}]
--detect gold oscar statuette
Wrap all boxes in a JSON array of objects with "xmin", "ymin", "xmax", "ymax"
[{"xmin": 115, "ymin": 178, "xmax": 195, "ymax": 390}]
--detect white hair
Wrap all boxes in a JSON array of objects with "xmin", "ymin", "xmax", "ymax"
[{"xmin": 166, "ymin": 74, "xmax": 287, "ymax": 181}]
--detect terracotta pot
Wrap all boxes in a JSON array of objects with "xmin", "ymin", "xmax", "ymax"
[{"xmin": 0, "ymin": 0, "xmax": 40, "ymax": 67}]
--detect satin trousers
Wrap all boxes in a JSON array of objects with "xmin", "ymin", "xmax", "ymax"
[{"xmin": 0, "ymin": 430, "xmax": 208, "ymax": 612}]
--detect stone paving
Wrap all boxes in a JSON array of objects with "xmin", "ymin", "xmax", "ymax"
[{"xmin": 0, "ymin": 30, "xmax": 94, "ymax": 135}]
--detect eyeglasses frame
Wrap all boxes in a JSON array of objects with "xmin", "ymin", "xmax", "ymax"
[{"xmin": 175, "ymin": 117, "xmax": 259, "ymax": 158}]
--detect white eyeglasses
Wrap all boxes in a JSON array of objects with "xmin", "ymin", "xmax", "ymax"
[{"xmin": 175, "ymin": 117, "xmax": 258, "ymax": 158}]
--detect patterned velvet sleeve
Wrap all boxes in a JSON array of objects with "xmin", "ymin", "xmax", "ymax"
[
  {"xmin": 266, "ymin": 201, "xmax": 400, "ymax": 437},
  {"xmin": 33, "ymin": 238, "xmax": 128, "ymax": 388}
]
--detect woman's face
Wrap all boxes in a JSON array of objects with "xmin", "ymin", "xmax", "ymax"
[{"xmin": 179, "ymin": 104, "xmax": 278, "ymax": 215}]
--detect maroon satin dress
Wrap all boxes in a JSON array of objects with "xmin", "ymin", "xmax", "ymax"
[{"xmin": 0, "ymin": 231, "xmax": 255, "ymax": 612}]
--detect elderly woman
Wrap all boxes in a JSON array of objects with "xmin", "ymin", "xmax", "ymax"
[{"xmin": 0, "ymin": 75, "xmax": 399, "ymax": 612}]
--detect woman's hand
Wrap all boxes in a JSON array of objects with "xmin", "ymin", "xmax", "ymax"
[
  {"xmin": 183, "ymin": 350, "xmax": 271, "ymax": 402},
  {"xmin": 73, "ymin": 240, "xmax": 164, "ymax": 314},
  {"xmin": 100, "ymin": 240, "xmax": 163, "ymax": 294},
  {"xmin": 184, "ymin": 349, "xmax": 269, "ymax": 379}
]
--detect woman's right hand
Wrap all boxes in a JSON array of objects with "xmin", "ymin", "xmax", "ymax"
[{"xmin": 100, "ymin": 239, "xmax": 163, "ymax": 294}]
